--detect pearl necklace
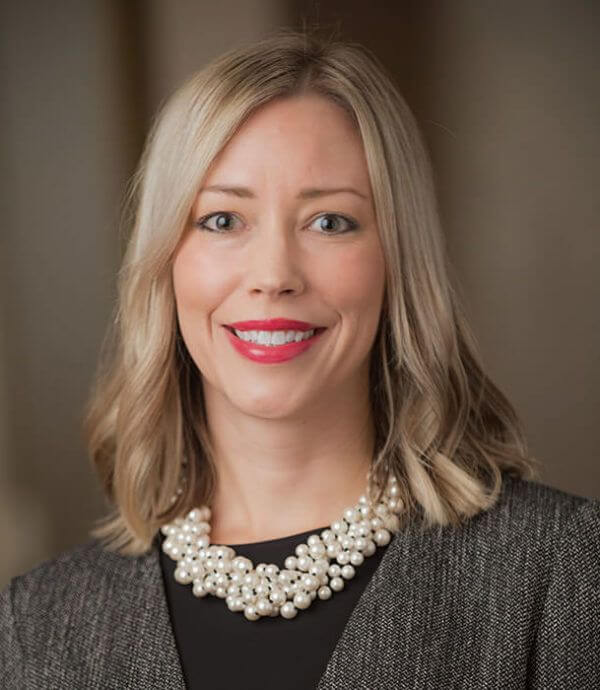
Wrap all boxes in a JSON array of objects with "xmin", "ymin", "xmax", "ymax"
[{"xmin": 160, "ymin": 472, "xmax": 402, "ymax": 621}]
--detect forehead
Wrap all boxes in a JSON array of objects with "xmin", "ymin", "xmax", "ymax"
[{"xmin": 202, "ymin": 94, "xmax": 371, "ymax": 189}]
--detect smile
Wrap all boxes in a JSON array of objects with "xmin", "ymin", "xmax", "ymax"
[{"xmin": 223, "ymin": 326, "xmax": 327, "ymax": 363}]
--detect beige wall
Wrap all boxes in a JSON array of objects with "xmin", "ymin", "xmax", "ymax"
[
  {"xmin": 2, "ymin": 1, "xmax": 598, "ymax": 588},
  {"xmin": 0, "ymin": 1, "xmax": 127, "ymax": 587},
  {"xmin": 421, "ymin": 1, "xmax": 600, "ymax": 499}
]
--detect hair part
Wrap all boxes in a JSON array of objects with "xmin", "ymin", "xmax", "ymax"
[{"xmin": 84, "ymin": 28, "xmax": 540, "ymax": 555}]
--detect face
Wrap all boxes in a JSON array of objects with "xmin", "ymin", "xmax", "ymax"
[{"xmin": 172, "ymin": 94, "xmax": 386, "ymax": 419}]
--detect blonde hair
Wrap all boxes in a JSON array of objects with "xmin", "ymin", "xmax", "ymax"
[{"xmin": 85, "ymin": 28, "xmax": 540, "ymax": 555}]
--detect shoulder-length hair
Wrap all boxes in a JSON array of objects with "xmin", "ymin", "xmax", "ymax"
[{"xmin": 85, "ymin": 28, "xmax": 539, "ymax": 555}]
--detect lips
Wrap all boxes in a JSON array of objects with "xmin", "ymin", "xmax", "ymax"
[
  {"xmin": 225, "ymin": 318, "xmax": 324, "ymax": 332},
  {"xmin": 222, "ymin": 319, "xmax": 327, "ymax": 363}
]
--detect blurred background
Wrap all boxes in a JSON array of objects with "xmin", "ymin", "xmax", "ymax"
[{"xmin": 1, "ymin": 0, "xmax": 599, "ymax": 588}]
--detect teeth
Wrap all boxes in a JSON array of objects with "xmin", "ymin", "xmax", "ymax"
[{"xmin": 233, "ymin": 329, "xmax": 315, "ymax": 345}]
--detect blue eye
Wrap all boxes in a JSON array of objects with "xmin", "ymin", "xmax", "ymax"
[
  {"xmin": 310, "ymin": 213, "xmax": 358, "ymax": 234},
  {"xmin": 194, "ymin": 212, "xmax": 241, "ymax": 233}
]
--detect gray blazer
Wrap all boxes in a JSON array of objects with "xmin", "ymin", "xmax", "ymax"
[{"xmin": 1, "ymin": 474, "xmax": 599, "ymax": 689}]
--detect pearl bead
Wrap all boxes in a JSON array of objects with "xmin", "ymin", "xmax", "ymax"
[
  {"xmin": 215, "ymin": 573, "xmax": 228, "ymax": 587},
  {"xmin": 302, "ymin": 574, "xmax": 318, "ymax": 591},
  {"xmin": 341, "ymin": 565, "xmax": 356, "ymax": 580},
  {"xmin": 295, "ymin": 544, "xmax": 309, "ymax": 557},
  {"xmin": 234, "ymin": 557, "xmax": 252, "ymax": 574},
  {"xmin": 189, "ymin": 563, "xmax": 203, "ymax": 578},
  {"xmin": 370, "ymin": 516, "xmax": 383, "ymax": 530},
  {"xmin": 293, "ymin": 592, "xmax": 311, "ymax": 609},
  {"xmin": 326, "ymin": 543, "xmax": 341, "ymax": 558},
  {"xmin": 350, "ymin": 551, "xmax": 364, "ymax": 566},
  {"xmin": 309, "ymin": 542, "xmax": 326, "ymax": 557},
  {"xmin": 186, "ymin": 509, "xmax": 202, "ymax": 522},
  {"xmin": 269, "ymin": 589, "xmax": 286, "ymax": 605},
  {"xmin": 192, "ymin": 581, "xmax": 207, "ymax": 597},
  {"xmin": 364, "ymin": 540, "xmax": 376, "ymax": 557},
  {"xmin": 356, "ymin": 524, "xmax": 370, "ymax": 538},
  {"xmin": 340, "ymin": 536, "xmax": 354, "ymax": 550},
  {"xmin": 374, "ymin": 528, "xmax": 391, "ymax": 546},
  {"xmin": 354, "ymin": 537, "xmax": 367, "ymax": 552},
  {"xmin": 331, "ymin": 520, "xmax": 348, "ymax": 534},
  {"xmin": 256, "ymin": 598, "xmax": 272, "ymax": 615},
  {"xmin": 280, "ymin": 602, "xmax": 298, "ymax": 619},
  {"xmin": 255, "ymin": 583, "xmax": 269, "ymax": 597},
  {"xmin": 318, "ymin": 585, "xmax": 332, "ymax": 600},
  {"xmin": 297, "ymin": 555, "xmax": 313, "ymax": 571},
  {"xmin": 310, "ymin": 562, "xmax": 328, "ymax": 578},
  {"xmin": 328, "ymin": 563, "xmax": 342, "ymax": 577},
  {"xmin": 330, "ymin": 576, "xmax": 344, "ymax": 592},
  {"xmin": 244, "ymin": 605, "xmax": 260, "ymax": 621},
  {"xmin": 284, "ymin": 555, "xmax": 298, "ymax": 570},
  {"xmin": 174, "ymin": 567, "xmax": 192, "ymax": 584},
  {"xmin": 335, "ymin": 551, "xmax": 351, "ymax": 566}
]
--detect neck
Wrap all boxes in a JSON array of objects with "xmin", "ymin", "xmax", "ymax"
[{"xmin": 203, "ymin": 378, "xmax": 375, "ymax": 545}]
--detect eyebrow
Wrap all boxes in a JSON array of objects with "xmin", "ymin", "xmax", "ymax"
[{"xmin": 198, "ymin": 184, "xmax": 369, "ymax": 200}]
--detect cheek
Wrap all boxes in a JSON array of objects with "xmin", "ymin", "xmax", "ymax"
[
  {"xmin": 172, "ymin": 237, "xmax": 230, "ymax": 329},
  {"xmin": 317, "ymin": 241, "xmax": 385, "ymax": 323}
]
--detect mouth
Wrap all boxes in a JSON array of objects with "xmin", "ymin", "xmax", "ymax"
[
  {"xmin": 223, "ymin": 324, "xmax": 327, "ymax": 347},
  {"xmin": 222, "ymin": 324, "xmax": 328, "ymax": 363}
]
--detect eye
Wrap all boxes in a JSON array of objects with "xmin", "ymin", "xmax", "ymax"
[
  {"xmin": 309, "ymin": 213, "xmax": 358, "ymax": 235},
  {"xmin": 193, "ymin": 212, "xmax": 241, "ymax": 233}
]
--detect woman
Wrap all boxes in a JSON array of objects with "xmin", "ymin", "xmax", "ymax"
[{"xmin": 1, "ymin": 29, "xmax": 598, "ymax": 689}]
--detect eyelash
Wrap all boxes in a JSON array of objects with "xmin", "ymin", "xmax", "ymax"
[{"xmin": 193, "ymin": 212, "xmax": 358, "ymax": 235}]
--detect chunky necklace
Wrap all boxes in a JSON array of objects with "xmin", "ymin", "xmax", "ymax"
[{"xmin": 161, "ymin": 471, "xmax": 402, "ymax": 621}]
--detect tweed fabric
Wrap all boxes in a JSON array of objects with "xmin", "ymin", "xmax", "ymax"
[{"xmin": 1, "ymin": 474, "xmax": 599, "ymax": 689}]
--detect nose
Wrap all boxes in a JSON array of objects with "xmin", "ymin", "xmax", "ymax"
[{"xmin": 246, "ymin": 222, "xmax": 305, "ymax": 298}]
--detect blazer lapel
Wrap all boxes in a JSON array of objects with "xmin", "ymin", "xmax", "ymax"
[
  {"xmin": 316, "ymin": 520, "xmax": 447, "ymax": 689},
  {"xmin": 112, "ymin": 543, "xmax": 187, "ymax": 689}
]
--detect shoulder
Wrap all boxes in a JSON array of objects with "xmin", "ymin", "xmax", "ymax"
[
  {"xmin": 2, "ymin": 537, "xmax": 157, "ymax": 619},
  {"xmin": 0, "ymin": 538, "xmax": 158, "ymax": 682},
  {"xmin": 471, "ymin": 472, "xmax": 599, "ymax": 543},
  {"xmin": 427, "ymin": 473, "xmax": 600, "ymax": 595},
  {"xmin": 8, "ymin": 537, "xmax": 130, "ymax": 581},
  {"xmin": 484, "ymin": 477, "xmax": 600, "ymax": 685},
  {"xmin": 394, "ymin": 472, "xmax": 599, "ymax": 590},
  {"xmin": 453, "ymin": 473, "xmax": 599, "ymax": 564}
]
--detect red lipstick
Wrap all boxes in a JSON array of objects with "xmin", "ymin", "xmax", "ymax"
[
  {"xmin": 226, "ymin": 318, "xmax": 321, "ymax": 331},
  {"xmin": 222, "ymin": 318, "xmax": 327, "ymax": 364}
]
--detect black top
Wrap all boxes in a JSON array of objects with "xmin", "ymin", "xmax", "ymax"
[{"xmin": 158, "ymin": 525, "xmax": 388, "ymax": 690}]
